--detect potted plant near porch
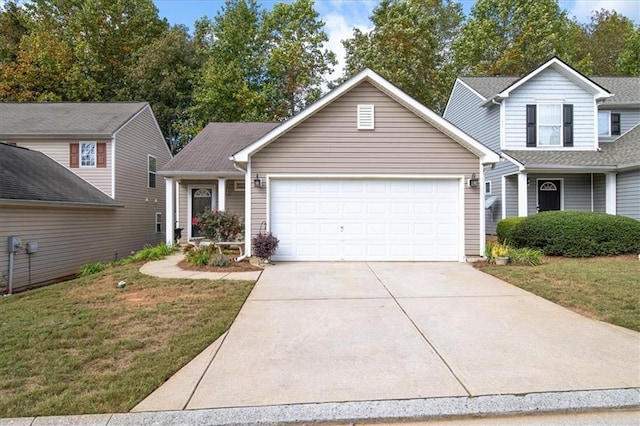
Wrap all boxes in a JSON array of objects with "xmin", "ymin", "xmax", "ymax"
[{"xmin": 492, "ymin": 243, "xmax": 510, "ymax": 266}]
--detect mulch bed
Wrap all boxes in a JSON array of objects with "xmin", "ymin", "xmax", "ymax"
[{"xmin": 177, "ymin": 258, "xmax": 263, "ymax": 273}]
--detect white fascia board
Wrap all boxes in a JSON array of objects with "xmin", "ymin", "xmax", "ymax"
[
  {"xmin": 496, "ymin": 57, "xmax": 612, "ymax": 101},
  {"xmin": 232, "ymin": 69, "xmax": 499, "ymax": 165},
  {"xmin": 500, "ymin": 152, "xmax": 525, "ymax": 171}
]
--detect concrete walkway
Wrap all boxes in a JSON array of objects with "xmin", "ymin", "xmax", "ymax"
[{"xmin": 139, "ymin": 252, "xmax": 263, "ymax": 281}]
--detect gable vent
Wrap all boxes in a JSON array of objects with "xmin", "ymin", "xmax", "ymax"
[{"xmin": 357, "ymin": 104, "xmax": 375, "ymax": 130}]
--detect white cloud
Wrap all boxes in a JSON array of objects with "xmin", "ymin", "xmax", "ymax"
[{"xmin": 565, "ymin": 0, "xmax": 640, "ymax": 23}]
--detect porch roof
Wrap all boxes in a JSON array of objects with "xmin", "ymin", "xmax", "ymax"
[
  {"xmin": 160, "ymin": 122, "xmax": 280, "ymax": 175},
  {"xmin": 503, "ymin": 124, "xmax": 640, "ymax": 170}
]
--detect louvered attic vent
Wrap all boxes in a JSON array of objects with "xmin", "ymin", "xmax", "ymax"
[{"xmin": 357, "ymin": 104, "xmax": 375, "ymax": 130}]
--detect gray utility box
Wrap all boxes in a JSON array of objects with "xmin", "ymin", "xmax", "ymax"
[
  {"xmin": 8, "ymin": 236, "xmax": 22, "ymax": 253},
  {"xmin": 27, "ymin": 241, "xmax": 38, "ymax": 254}
]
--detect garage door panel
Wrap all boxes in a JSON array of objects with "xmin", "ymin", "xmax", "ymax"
[{"xmin": 270, "ymin": 179, "xmax": 460, "ymax": 261}]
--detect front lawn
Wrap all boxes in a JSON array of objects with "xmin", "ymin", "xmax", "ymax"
[
  {"xmin": 477, "ymin": 255, "xmax": 640, "ymax": 332},
  {"xmin": 0, "ymin": 263, "xmax": 255, "ymax": 418}
]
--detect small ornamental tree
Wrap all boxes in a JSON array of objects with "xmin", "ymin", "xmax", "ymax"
[{"xmin": 195, "ymin": 207, "xmax": 243, "ymax": 242}]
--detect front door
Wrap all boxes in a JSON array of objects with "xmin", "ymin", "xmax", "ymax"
[
  {"xmin": 191, "ymin": 188, "xmax": 213, "ymax": 238},
  {"xmin": 538, "ymin": 180, "xmax": 561, "ymax": 212}
]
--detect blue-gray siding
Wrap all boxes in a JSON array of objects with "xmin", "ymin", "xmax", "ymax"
[
  {"xmin": 593, "ymin": 174, "xmax": 606, "ymax": 213},
  {"xmin": 617, "ymin": 170, "xmax": 640, "ymax": 220}
]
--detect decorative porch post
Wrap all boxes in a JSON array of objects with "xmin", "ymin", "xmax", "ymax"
[
  {"xmin": 165, "ymin": 177, "xmax": 175, "ymax": 246},
  {"xmin": 518, "ymin": 172, "xmax": 528, "ymax": 217},
  {"xmin": 605, "ymin": 172, "xmax": 617, "ymax": 214},
  {"xmin": 218, "ymin": 178, "xmax": 226, "ymax": 212}
]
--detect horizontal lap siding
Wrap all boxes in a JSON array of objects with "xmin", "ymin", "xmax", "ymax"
[
  {"xmin": 504, "ymin": 175, "xmax": 518, "ymax": 217},
  {"xmin": 593, "ymin": 174, "xmax": 606, "ymax": 213},
  {"xmin": 114, "ymin": 107, "xmax": 172, "ymax": 253},
  {"xmin": 226, "ymin": 180, "xmax": 245, "ymax": 220},
  {"xmin": 0, "ymin": 205, "xmax": 123, "ymax": 292},
  {"xmin": 16, "ymin": 139, "xmax": 113, "ymax": 196},
  {"xmin": 617, "ymin": 170, "xmax": 640, "ymax": 220},
  {"xmin": 504, "ymin": 68, "xmax": 596, "ymax": 150},
  {"xmin": 251, "ymin": 82, "xmax": 482, "ymax": 256}
]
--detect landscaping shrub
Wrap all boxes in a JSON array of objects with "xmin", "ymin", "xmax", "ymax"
[
  {"xmin": 78, "ymin": 262, "xmax": 108, "ymax": 277},
  {"xmin": 211, "ymin": 254, "xmax": 230, "ymax": 267},
  {"xmin": 195, "ymin": 208, "xmax": 243, "ymax": 242},
  {"xmin": 496, "ymin": 217, "xmax": 525, "ymax": 244},
  {"xmin": 512, "ymin": 211, "xmax": 640, "ymax": 257},
  {"xmin": 508, "ymin": 247, "xmax": 543, "ymax": 266},
  {"xmin": 185, "ymin": 245, "xmax": 213, "ymax": 266},
  {"xmin": 252, "ymin": 232, "xmax": 279, "ymax": 262}
]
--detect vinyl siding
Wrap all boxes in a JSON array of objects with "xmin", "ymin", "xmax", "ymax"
[
  {"xmin": 444, "ymin": 80, "xmax": 501, "ymax": 151},
  {"xmin": 484, "ymin": 159, "xmax": 518, "ymax": 233},
  {"xmin": 0, "ymin": 204, "xmax": 124, "ymax": 292},
  {"xmin": 598, "ymin": 109, "xmax": 640, "ymax": 143},
  {"xmin": 15, "ymin": 139, "xmax": 113, "ymax": 196},
  {"xmin": 113, "ymin": 106, "xmax": 171, "ymax": 253},
  {"xmin": 251, "ymin": 81, "xmax": 482, "ymax": 256},
  {"xmin": 504, "ymin": 68, "xmax": 596, "ymax": 150},
  {"xmin": 504, "ymin": 175, "xmax": 518, "ymax": 218},
  {"xmin": 226, "ymin": 180, "xmax": 245, "ymax": 220},
  {"xmin": 617, "ymin": 170, "xmax": 640, "ymax": 220},
  {"xmin": 593, "ymin": 173, "xmax": 606, "ymax": 213}
]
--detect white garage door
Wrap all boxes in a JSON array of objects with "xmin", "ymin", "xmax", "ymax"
[{"xmin": 270, "ymin": 179, "xmax": 460, "ymax": 261}]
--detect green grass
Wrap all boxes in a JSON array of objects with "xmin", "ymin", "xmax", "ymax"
[
  {"xmin": 478, "ymin": 255, "xmax": 640, "ymax": 332},
  {"xmin": 0, "ymin": 263, "xmax": 255, "ymax": 417}
]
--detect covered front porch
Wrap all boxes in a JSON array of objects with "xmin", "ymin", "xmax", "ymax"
[
  {"xmin": 502, "ymin": 170, "xmax": 617, "ymax": 218},
  {"xmin": 163, "ymin": 175, "xmax": 247, "ymax": 245}
]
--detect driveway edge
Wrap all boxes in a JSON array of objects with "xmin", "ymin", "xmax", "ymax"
[{"xmin": 8, "ymin": 388, "xmax": 638, "ymax": 425}]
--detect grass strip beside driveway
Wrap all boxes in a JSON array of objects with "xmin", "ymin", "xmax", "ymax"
[
  {"xmin": 478, "ymin": 255, "xmax": 640, "ymax": 332},
  {"xmin": 0, "ymin": 263, "xmax": 255, "ymax": 418}
]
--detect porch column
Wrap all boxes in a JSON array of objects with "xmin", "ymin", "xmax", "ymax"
[
  {"xmin": 605, "ymin": 172, "xmax": 617, "ymax": 214},
  {"xmin": 518, "ymin": 172, "xmax": 528, "ymax": 217},
  {"xmin": 165, "ymin": 177, "xmax": 175, "ymax": 246},
  {"xmin": 218, "ymin": 178, "xmax": 226, "ymax": 211}
]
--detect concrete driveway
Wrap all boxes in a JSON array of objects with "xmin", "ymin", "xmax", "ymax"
[{"xmin": 137, "ymin": 262, "xmax": 640, "ymax": 414}]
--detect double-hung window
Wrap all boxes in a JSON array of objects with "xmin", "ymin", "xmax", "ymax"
[
  {"xmin": 80, "ymin": 142, "xmax": 96, "ymax": 167},
  {"xmin": 537, "ymin": 104, "xmax": 562, "ymax": 146},
  {"xmin": 148, "ymin": 155, "xmax": 157, "ymax": 188},
  {"xmin": 598, "ymin": 111, "xmax": 621, "ymax": 137},
  {"xmin": 526, "ymin": 103, "xmax": 573, "ymax": 147}
]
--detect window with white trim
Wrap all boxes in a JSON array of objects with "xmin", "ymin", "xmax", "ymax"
[
  {"xmin": 598, "ymin": 111, "xmax": 621, "ymax": 136},
  {"xmin": 148, "ymin": 155, "xmax": 157, "ymax": 188},
  {"xmin": 485, "ymin": 181, "xmax": 491, "ymax": 194},
  {"xmin": 537, "ymin": 104, "xmax": 562, "ymax": 146},
  {"xmin": 80, "ymin": 142, "xmax": 96, "ymax": 167},
  {"xmin": 156, "ymin": 212, "xmax": 162, "ymax": 233}
]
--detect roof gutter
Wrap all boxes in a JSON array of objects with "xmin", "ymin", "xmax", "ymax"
[{"xmin": 158, "ymin": 170, "xmax": 244, "ymax": 177}]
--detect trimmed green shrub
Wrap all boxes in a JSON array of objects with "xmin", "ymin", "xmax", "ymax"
[
  {"xmin": 512, "ymin": 211, "xmax": 640, "ymax": 257},
  {"xmin": 496, "ymin": 217, "xmax": 526, "ymax": 244}
]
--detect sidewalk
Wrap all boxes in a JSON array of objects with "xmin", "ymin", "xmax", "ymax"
[{"xmin": 139, "ymin": 252, "xmax": 263, "ymax": 281}]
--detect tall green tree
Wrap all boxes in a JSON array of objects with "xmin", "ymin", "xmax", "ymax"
[
  {"xmin": 452, "ymin": 0, "xmax": 581, "ymax": 76},
  {"xmin": 583, "ymin": 9, "xmax": 636, "ymax": 75},
  {"xmin": 342, "ymin": 0, "xmax": 464, "ymax": 113},
  {"xmin": 0, "ymin": 1, "xmax": 30, "ymax": 64},
  {"xmin": 190, "ymin": 0, "xmax": 335, "ymax": 126},
  {"xmin": 617, "ymin": 28, "xmax": 640, "ymax": 76}
]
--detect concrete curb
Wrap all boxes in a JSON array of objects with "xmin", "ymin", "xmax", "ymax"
[{"xmin": 5, "ymin": 388, "xmax": 639, "ymax": 425}]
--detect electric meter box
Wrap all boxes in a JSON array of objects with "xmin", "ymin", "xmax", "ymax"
[
  {"xmin": 8, "ymin": 236, "xmax": 22, "ymax": 253},
  {"xmin": 27, "ymin": 241, "xmax": 38, "ymax": 254}
]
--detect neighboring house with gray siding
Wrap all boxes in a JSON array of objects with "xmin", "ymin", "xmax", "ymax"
[
  {"xmin": 444, "ymin": 57, "xmax": 640, "ymax": 233},
  {"xmin": 0, "ymin": 103, "xmax": 171, "ymax": 292},
  {"xmin": 163, "ymin": 69, "xmax": 499, "ymax": 261}
]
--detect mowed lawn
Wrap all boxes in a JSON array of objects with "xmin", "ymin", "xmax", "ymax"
[
  {"xmin": 0, "ymin": 263, "xmax": 255, "ymax": 418},
  {"xmin": 478, "ymin": 255, "xmax": 640, "ymax": 332}
]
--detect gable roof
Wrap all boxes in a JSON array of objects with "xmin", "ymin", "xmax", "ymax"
[
  {"xmin": 0, "ymin": 143, "xmax": 121, "ymax": 207},
  {"xmin": 232, "ymin": 69, "xmax": 499, "ymax": 165},
  {"xmin": 0, "ymin": 102, "xmax": 148, "ymax": 139},
  {"xmin": 160, "ymin": 122, "xmax": 280, "ymax": 176},
  {"xmin": 503, "ymin": 124, "xmax": 640, "ymax": 171}
]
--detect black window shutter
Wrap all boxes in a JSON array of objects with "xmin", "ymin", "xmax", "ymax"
[
  {"xmin": 563, "ymin": 104, "xmax": 573, "ymax": 147},
  {"xmin": 611, "ymin": 113, "xmax": 621, "ymax": 135},
  {"xmin": 526, "ymin": 105, "xmax": 536, "ymax": 147}
]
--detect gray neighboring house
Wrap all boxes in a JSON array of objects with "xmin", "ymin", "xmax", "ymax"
[
  {"xmin": 0, "ymin": 103, "xmax": 172, "ymax": 291},
  {"xmin": 443, "ymin": 57, "xmax": 640, "ymax": 234},
  {"xmin": 162, "ymin": 69, "xmax": 499, "ymax": 262}
]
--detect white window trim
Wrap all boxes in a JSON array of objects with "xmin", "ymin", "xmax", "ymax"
[
  {"xmin": 598, "ymin": 110, "xmax": 611, "ymax": 137},
  {"xmin": 187, "ymin": 185, "xmax": 215, "ymax": 241},
  {"xmin": 485, "ymin": 180, "xmax": 492, "ymax": 195},
  {"xmin": 148, "ymin": 154, "xmax": 157, "ymax": 188},
  {"xmin": 536, "ymin": 102, "xmax": 563, "ymax": 147},
  {"xmin": 155, "ymin": 212, "xmax": 162, "ymax": 233},
  {"xmin": 535, "ymin": 178, "xmax": 565, "ymax": 212},
  {"xmin": 80, "ymin": 141, "xmax": 96, "ymax": 168}
]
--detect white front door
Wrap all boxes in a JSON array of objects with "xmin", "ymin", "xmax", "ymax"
[{"xmin": 270, "ymin": 179, "xmax": 461, "ymax": 261}]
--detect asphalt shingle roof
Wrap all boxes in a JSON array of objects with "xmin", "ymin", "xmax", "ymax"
[
  {"xmin": 503, "ymin": 124, "xmax": 640, "ymax": 169},
  {"xmin": 0, "ymin": 102, "xmax": 148, "ymax": 137},
  {"xmin": 161, "ymin": 122, "xmax": 280, "ymax": 173},
  {"xmin": 458, "ymin": 76, "xmax": 639, "ymax": 103},
  {"xmin": 0, "ymin": 143, "xmax": 121, "ymax": 206}
]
